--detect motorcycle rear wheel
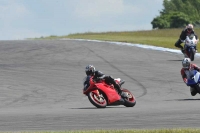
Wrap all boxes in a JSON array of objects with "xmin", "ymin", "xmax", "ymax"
[
  {"xmin": 122, "ymin": 89, "xmax": 136, "ymax": 107},
  {"xmin": 88, "ymin": 91, "xmax": 107, "ymax": 108},
  {"xmin": 194, "ymin": 84, "xmax": 200, "ymax": 94},
  {"xmin": 190, "ymin": 87, "xmax": 198, "ymax": 96}
]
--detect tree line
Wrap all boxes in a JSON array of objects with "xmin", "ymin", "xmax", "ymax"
[{"xmin": 151, "ymin": 0, "xmax": 200, "ymax": 29}]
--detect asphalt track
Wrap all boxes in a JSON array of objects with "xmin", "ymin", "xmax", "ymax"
[{"xmin": 0, "ymin": 39, "xmax": 200, "ymax": 131}]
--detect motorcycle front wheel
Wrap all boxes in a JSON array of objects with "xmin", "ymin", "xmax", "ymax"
[
  {"xmin": 190, "ymin": 48, "xmax": 195, "ymax": 61},
  {"xmin": 88, "ymin": 91, "xmax": 107, "ymax": 108}
]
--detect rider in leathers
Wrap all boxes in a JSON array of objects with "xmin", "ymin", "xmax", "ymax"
[
  {"xmin": 83, "ymin": 65, "xmax": 127, "ymax": 98},
  {"xmin": 175, "ymin": 24, "xmax": 198, "ymax": 53},
  {"xmin": 181, "ymin": 58, "xmax": 200, "ymax": 96}
]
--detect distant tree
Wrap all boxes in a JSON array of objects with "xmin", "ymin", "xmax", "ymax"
[
  {"xmin": 151, "ymin": 16, "xmax": 170, "ymax": 29},
  {"xmin": 170, "ymin": 12, "xmax": 191, "ymax": 28},
  {"xmin": 151, "ymin": 12, "xmax": 190, "ymax": 29},
  {"xmin": 151, "ymin": 0, "xmax": 200, "ymax": 29}
]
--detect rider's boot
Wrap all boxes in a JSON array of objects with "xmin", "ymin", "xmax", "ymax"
[
  {"xmin": 113, "ymin": 83, "xmax": 126, "ymax": 104},
  {"xmin": 190, "ymin": 87, "xmax": 197, "ymax": 96},
  {"xmin": 113, "ymin": 83, "xmax": 128, "ymax": 98},
  {"xmin": 109, "ymin": 76, "xmax": 128, "ymax": 98}
]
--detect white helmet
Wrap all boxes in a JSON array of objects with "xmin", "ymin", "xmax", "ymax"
[
  {"xmin": 182, "ymin": 58, "xmax": 191, "ymax": 69},
  {"xmin": 186, "ymin": 24, "xmax": 194, "ymax": 32},
  {"xmin": 187, "ymin": 24, "xmax": 194, "ymax": 29}
]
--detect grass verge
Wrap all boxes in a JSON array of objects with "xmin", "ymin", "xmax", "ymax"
[
  {"xmin": 32, "ymin": 28, "xmax": 200, "ymax": 50},
  {"xmin": 2, "ymin": 129, "xmax": 200, "ymax": 133}
]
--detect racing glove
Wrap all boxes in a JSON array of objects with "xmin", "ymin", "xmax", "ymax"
[{"xmin": 183, "ymin": 78, "xmax": 188, "ymax": 85}]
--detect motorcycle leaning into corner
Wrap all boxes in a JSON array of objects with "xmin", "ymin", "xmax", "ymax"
[
  {"xmin": 186, "ymin": 69, "xmax": 200, "ymax": 96},
  {"xmin": 183, "ymin": 34, "xmax": 199, "ymax": 61},
  {"xmin": 83, "ymin": 76, "xmax": 136, "ymax": 108}
]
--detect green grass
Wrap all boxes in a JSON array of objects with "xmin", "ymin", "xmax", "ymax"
[
  {"xmin": 1, "ymin": 129, "xmax": 200, "ymax": 133},
  {"xmin": 33, "ymin": 28, "xmax": 200, "ymax": 50}
]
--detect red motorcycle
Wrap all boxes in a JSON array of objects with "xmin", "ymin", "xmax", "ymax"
[{"xmin": 83, "ymin": 76, "xmax": 136, "ymax": 108}]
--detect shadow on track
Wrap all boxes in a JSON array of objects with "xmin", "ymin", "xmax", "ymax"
[
  {"xmin": 177, "ymin": 98, "xmax": 200, "ymax": 101},
  {"xmin": 166, "ymin": 98, "xmax": 200, "ymax": 101},
  {"xmin": 167, "ymin": 59, "xmax": 182, "ymax": 61},
  {"xmin": 70, "ymin": 106, "xmax": 127, "ymax": 109}
]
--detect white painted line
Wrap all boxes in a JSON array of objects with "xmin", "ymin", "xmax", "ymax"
[{"xmin": 62, "ymin": 38, "xmax": 200, "ymax": 57}]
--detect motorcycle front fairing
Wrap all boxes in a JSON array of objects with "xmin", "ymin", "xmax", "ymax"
[
  {"xmin": 83, "ymin": 76, "xmax": 98, "ymax": 94},
  {"xmin": 186, "ymin": 46, "xmax": 196, "ymax": 53},
  {"xmin": 184, "ymin": 45, "xmax": 195, "ymax": 58},
  {"xmin": 83, "ymin": 76, "xmax": 121, "ymax": 104},
  {"xmin": 184, "ymin": 35, "xmax": 197, "ymax": 50},
  {"xmin": 95, "ymin": 82, "xmax": 121, "ymax": 104}
]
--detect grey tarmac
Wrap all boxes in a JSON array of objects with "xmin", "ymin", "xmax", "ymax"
[{"xmin": 0, "ymin": 40, "xmax": 199, "ymax": 131}]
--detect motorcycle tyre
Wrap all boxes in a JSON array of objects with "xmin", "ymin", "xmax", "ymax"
[
  {"xmin": 88, "ymin": 91, "xmax": 107, "ymax": 108},
  {"xmin": 190, "ymin": 49, "xmax": 195, "ymax": 61},
  {"xmin": 190, "ymin": 87, "xmax": 198, "ymax": 96},
  {"xmin": 122, "ymin": 89, "xmax": 136, "ymax": 107},
  {"xmin": 195, "ymin": 84, "xmax": 200, "ymax": 94}
]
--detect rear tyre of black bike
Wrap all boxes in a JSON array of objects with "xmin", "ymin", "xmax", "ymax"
[{"xmin": 190, "ymin": 49, "xmax": 195, "ymax": 61}]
